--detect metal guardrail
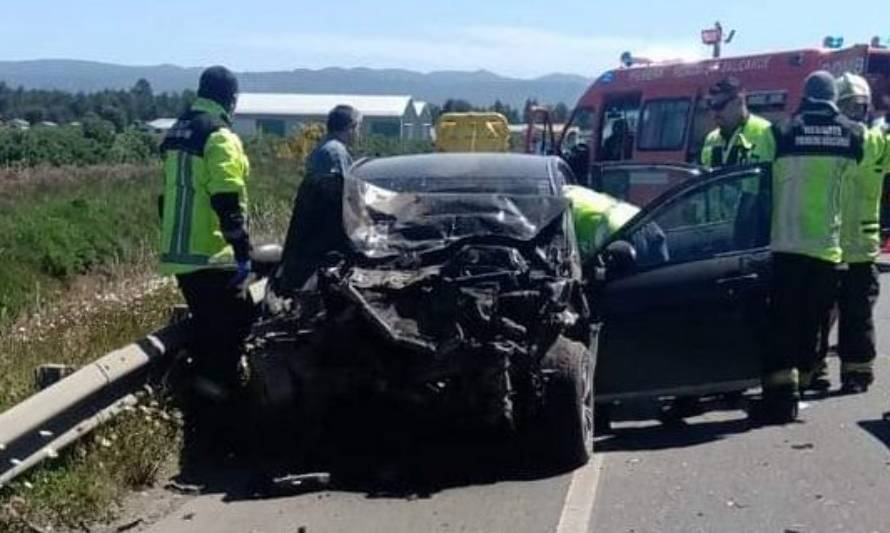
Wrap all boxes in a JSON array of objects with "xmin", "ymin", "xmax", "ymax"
[{"xmin": 0, "ymin": 319, "xmax": 192, "ymax": 488}]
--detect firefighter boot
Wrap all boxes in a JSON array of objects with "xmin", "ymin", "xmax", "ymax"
[
  {"xmin": 800, "ymin": 362, "xmax": 831, "ymax": 394},
  {"xmin": 840, "ymin": 372, "xmax": 874, "ymax": 395},
  {"xmin": 748, "ymin": 393, "xmax": 800, "ymax": 425}
]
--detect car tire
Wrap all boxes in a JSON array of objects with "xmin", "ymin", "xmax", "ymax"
[{"xmin": 539, "ymin": 335, "xmax": 594, "ymax": 469}]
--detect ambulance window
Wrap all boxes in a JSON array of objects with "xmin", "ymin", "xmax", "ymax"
[
  {"xmin": 638, "ymin": 99, "xmax": 691, "ymax": 151},
  {"xmin": 563, "ymin": 107, "xmax": 596, "ymax": 150},
  {"xmin": 746, "ymin": 91, "xmax": 788, "ymax": 123},
  {"xmin": 597, "ymin": 93, "xmax": 641, "ymax": 161}
]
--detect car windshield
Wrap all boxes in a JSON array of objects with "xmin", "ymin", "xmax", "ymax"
[
  {"xmin": 362, "ymin": 174, "xmax": 553, "ymax": 195},
  {"xmin": 351, "ymin": 153, "xmax": 559, "ymax": 196},
  {"xmin": 343, "ymin": 175, "xmax": 569, "ymax": 259}
]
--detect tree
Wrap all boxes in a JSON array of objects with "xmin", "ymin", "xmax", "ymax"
[
  {"xmin": 490, "ymin": 100, "xmax": 520, "ymax": 124},
  {"xmin": 552, "ymin": 102, "xmax": 569, "ymax": 124},
  {"xmin": 522, "ymin": 98, "xmax": 539, "ymax": 123},
  {"xmin": 131, "ymin": 79, "xmax": 156, "ymax": 121},
  {"xmin": 443, "ymin": 99, "xmax": 473, "ymax": 113}
]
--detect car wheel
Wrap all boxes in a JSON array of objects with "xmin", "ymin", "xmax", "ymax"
[{"xmin": 539, "ymin": 335, "xmax": 594, "ymax": 469}]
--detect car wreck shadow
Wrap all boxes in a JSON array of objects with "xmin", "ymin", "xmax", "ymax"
[
  {"xmin": 858, "ymin": 418, "xmax": 890, "ymax": 451},
  {"xmin": 595, "ymin": 417, "xmax": 752, "ymax": 452},
  {"xmin": 593, "ymin": 397, "xmax": 754, "ymax": 452},
  {"xmin": 168, "ymin": 407, "xmax": 577, "ymax": 504}
]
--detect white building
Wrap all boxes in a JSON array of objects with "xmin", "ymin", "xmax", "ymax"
[
  {"xmin": 233, "ymin": 93, "xmax": 431, "ymax": 140},
  {"xmin": 409, "ymin": 101, "xmax": 433, "ymax": 141}
]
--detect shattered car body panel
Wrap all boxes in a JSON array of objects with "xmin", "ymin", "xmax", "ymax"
[{"xmin": 249, "ymin": 154, "xmax": 595, "ymax": 454}]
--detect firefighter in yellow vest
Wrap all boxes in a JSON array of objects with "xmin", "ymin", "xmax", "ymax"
[
  {"xmin": 835, "ymin": 73, "xmax": 889, "ymax": 394},
  {"xmin": 159, "ymin": 66, "xmax": 254, "ymax": 400},
  {"xmin": 753, "ymin": 71, "xmax": 877, "ymax": 424},
  {"xmin": 689, "ymin": 77, "xmax": 776, "ymax": 225},
  {"xmin": 563, "ymin": 185, "xmax": 640, "ymax": 261},
  {"xmin": 701, "ymin": 77, "xmax": 776, "ymax": 168}
]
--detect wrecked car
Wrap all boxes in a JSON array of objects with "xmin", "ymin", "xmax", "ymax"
[{"xmin": 246, "ymin": 153, "xmax": 597, "ymax": 467}]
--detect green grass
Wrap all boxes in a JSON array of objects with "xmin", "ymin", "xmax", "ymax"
[
  {"xmin": 0, "ymin": 284, "xmax": 183, "ymax": 531},
  {"xmin": 0, "ymin": 160, "xmax": 302, "ymax": 531},
  {"xmin": 0, "ymin": 166, "xmax": 159, "ymax": 327}
]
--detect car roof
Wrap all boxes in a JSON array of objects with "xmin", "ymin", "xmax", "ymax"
[{"xmin": 350, "ymin": 153, "xmax": 565, "ymax": 191}]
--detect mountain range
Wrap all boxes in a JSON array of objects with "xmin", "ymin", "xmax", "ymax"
[{"xmin": 0, "ymin": 60, "xmax": 593, "ymax": 109}]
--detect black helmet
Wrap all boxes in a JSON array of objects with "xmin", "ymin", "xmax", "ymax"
[{"xmin": 198, "ymin": 66, "xmax": 239, "ymax": 113}]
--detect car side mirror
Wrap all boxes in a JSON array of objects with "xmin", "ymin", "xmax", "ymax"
[{"xmin": 603, "ymin": 240, "xmax": 637, "ymax": 273}]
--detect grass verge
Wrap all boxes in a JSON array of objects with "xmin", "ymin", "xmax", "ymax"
[
  {"xmin": 0, "ymin": 281, "xmax": 183, "ymax": 532},
  {"xmin": 0, "ymin": 160, "xmax": 301, "ymax": 531}
]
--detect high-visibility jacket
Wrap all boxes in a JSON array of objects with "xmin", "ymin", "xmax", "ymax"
[
  {"xmin": 563, "ymin": 185, "xmax": 639, "ymax": 261},
  {"xmin": 841, "ymin": 127, "xmax": 890, "ymax": 263},
  {"xmin": 159, "ymin": 98, "xmax": 250, "ymax": 275},
  {"xmin": 771, "ymin": 101, "xmax": 866, "ymax": 263},
  {"xmin": 700, "ymin": 114, "xmax": 776, "ymax": 168}
]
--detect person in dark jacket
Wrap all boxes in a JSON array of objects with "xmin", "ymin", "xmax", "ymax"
[{"xmin": 275, "ymin": 105, "xmax": 362, "ymax": 293}]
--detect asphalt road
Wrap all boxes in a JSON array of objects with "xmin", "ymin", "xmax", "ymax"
[
  {"xmin": 591, "ymin": 272, "xmax": 890, "ymax": 533},
  {"xmin": 134, "ymin": 274, "xmax": 890, "ymax": 533}
]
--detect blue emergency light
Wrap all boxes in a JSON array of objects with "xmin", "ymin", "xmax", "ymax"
[{"xmin": 823, "ymin": 36, "xmax": 845, "ymax": 49}]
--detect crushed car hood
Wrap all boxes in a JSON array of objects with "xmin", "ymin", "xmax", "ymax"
[{"xmin": 342, "ymin": 175, "xmax": 571, "ymax": 259}]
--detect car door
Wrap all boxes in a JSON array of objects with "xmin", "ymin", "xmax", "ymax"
[{"xmin": 590, "ymin": 164, "xmax": 772, "ymax": 401}]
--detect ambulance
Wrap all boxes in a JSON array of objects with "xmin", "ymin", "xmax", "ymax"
[{"xmin": 554, "ymin": 42, "xmax": 890, "ymax": 208}]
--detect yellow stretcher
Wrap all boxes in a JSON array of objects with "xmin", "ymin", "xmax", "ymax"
[{"xmin": 434, "ymin": 112, "xmax": 510, "ymax": 152}]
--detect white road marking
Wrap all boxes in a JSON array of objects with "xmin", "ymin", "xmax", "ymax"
[{"xmin": 555, "ymin": 453, "xmax": 605, "ymax": 533}]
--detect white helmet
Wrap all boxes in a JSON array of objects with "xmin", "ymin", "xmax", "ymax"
[{"xmin": 836, "ymin": 72, "xmax": 872, "ymax": 103}]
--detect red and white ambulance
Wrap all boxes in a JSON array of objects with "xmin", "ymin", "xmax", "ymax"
[{"xmin": 555, "ymin": 43, "xmax": 890, "ymax": 208}]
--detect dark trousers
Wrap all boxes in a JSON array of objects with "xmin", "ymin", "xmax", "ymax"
[
  {"xmin": 765, "ymin": 253, "xmax": 839, "ymax": 391},
  {"xmin": 838, "ymin": 262, "xmax": 880, "ymax": 371},
  {"xmin": 176, "ymin": 269, "xmax": 256, "ymax": 388}
]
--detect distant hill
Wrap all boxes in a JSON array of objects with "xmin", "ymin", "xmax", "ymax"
[{"xmin": 0, "ymin": 60, "xmax": 592, "ymax": 109}]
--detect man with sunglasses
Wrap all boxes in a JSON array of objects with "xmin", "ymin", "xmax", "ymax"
[
  {"xmin": 701, "ymin": 77, "xmax": 776, "ymax": 169},
  {"xmin": 662, "ymin": 78, "xmax": 777, "ymax": 422}
]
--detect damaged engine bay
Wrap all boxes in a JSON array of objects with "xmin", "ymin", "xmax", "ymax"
[{"xmin": 247, "ymin": 156, "xmax": 596, "ymax": 466}]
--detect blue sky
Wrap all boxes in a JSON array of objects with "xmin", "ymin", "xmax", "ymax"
[{"xmin": 2, "ymin": 0, "xmax": 887, "ymax": 78}]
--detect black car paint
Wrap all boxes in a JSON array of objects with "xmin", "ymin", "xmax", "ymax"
[{"xmin": 590, "ymin": 164, "xmax": 774, "ymax": 401}]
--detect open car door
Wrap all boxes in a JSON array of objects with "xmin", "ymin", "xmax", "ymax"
[{"xmin": 589, "ymin": 164, "xmax": 772, "ymax": 402}]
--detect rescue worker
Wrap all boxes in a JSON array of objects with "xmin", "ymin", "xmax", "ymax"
[
  {"xmin": 601, "ymin": 118, "xmax": 633, "ymax": 162},
  {"xmin": 700, "ymin": 77, "xmax": 776, "ymax": 168},
  {"xmin": 275, "ymin": 105, "xmax": 362, "ymax": 292},
  {"xmin": 564, "ymin": 184, "xmax": 640, "ymax": 261},
  {"xmin": 564, "ymin": 184, "xmax": 668, "ymax": 268},
  {"xmin": 158, "ymin": 66, "xmax": 254, "ymax": 400},
  {"xmin": 834, "ymin": 73, "xmax": 889, "ymax": 393},
  {"xmin": 664, "ymin": 77, "xmax": 778, "ymax": 421},
  {"xmin": 753, "ymin": 71, "xmax": 870, "ymax": 424}
]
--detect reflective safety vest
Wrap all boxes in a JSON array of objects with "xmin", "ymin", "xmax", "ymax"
[
  {"xmin": 563, "ymin": 185, "xmax": 640, "ymax": 261},
  {"xmin": 159, "ymin": 98, "xmax": 250, "ymax": 275},
  {"xmin": 771, "ymin": 102, "xmax": 865, "ymax": 263},
  {"xmin": 700, "ymin": 114, "xmax": 776, "ymax": 168},
  {"xmin": 841, "ymin": 127, "xmax": 889, "ymax": 263}
]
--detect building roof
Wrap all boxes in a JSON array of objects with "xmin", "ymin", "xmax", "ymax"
[
  {"xmin": 413, "ymin": 100, "xmax": 429, "ymax": 117},
  {"xmin": 236, "ymin": 93, "xmax": 414, "ymax": 118}
]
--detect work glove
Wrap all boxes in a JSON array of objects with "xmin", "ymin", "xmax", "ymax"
[{"xmin": 228, "ymin": 260, "xmax": 252, "ymax": 290}]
